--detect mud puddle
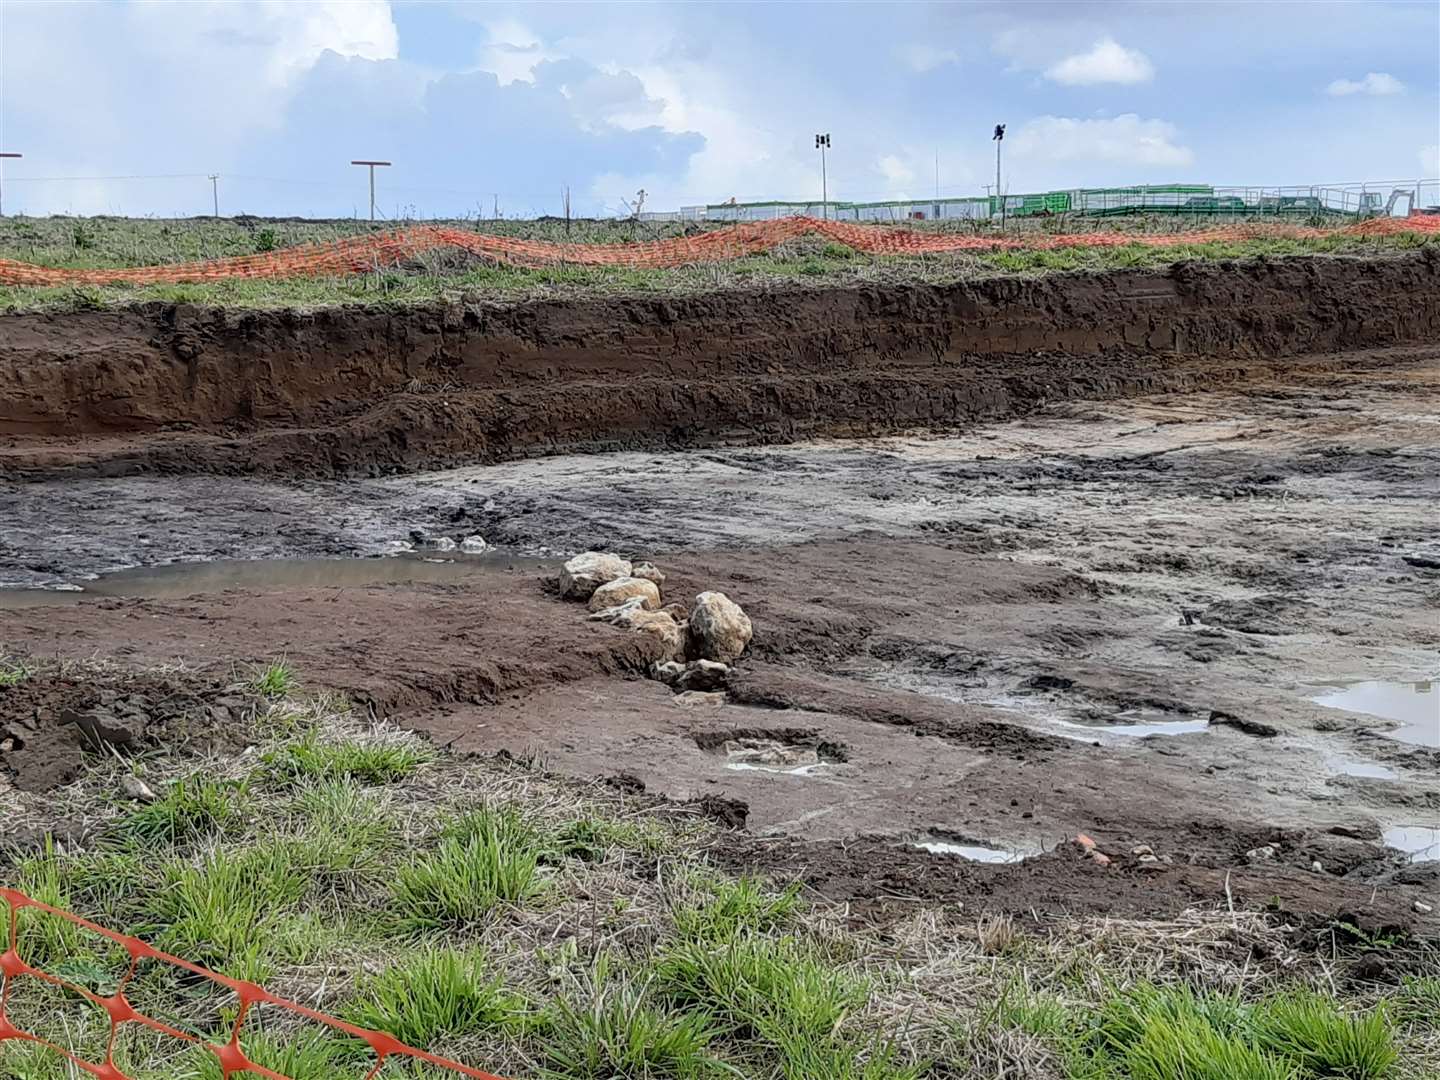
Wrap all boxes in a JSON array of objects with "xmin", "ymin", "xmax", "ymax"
[
  {"xmin": 0, "ymin": 552, "xmax": 549, "ymax": 608},
  {"xmin": 698, "ymin": 732, "xmax": 843, "ymax": 776},
  {"xmin": 1312, "ymin": 679, "xmax": 1439, "ymax": 748},
  {"xmin": 1384, "ymin": 826, "xmax": 1440, "ymax": 863},
  {"xmin": 911, "ymin": 832, "xmax": 1049, "ymax": 863}
]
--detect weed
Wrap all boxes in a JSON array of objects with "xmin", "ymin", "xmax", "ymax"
[
  {"xmin": 260, "ymin": 732, "xmax": 430, "ymax": 787},
  {"xmin": 0, "ymin": 657, "xmax": 31, "ymax": 685},
  {"xmin": 671, "ymin": 875, "xmax": 801, "ymax": 943},
  {"xmin": 541, "ymin": 956, "xmax": 722, "ymax": 1079},
  {"xmin": 394, "ymin": 806, "xmax": 542, "ymax": 929},
  {"xmin": 345, "ymin": 948, "xmax": 530, "ymax": 1047},
  {"xmin": 1249, "ymin": 991, "xmax": 1397, "ymax": 1079},
  {"xmin": 249, "ymin": 659, "xmax": 296, "ymax": 697},
  {"xmin": 111, "ymin": 775, "xmax": 249, "ymax": 845},
  {"xmin": 254, "ymin": 228, "xmax": 279, "ymax": 253}
]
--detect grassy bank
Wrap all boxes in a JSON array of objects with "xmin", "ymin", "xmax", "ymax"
[
  {"xmin": 0, "ymin": 214, "xmax": 1431, "ymax": 315},
  {"xmin": 1, "ymin": 660, "xmax": 1436, "ymax": 1079}
]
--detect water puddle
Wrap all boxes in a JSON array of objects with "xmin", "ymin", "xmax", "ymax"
[
  {"xmin": 1054, "ymin": 715, "xmax": 1209, "ymax": 738},
  {"xmin": 1384, "ymin": 825, "xmax": 1440, "ymax": 862},
  {"xmin": 911, "ymin": 832, "xmax": 1046, "ymax": 863},
  {"xmin": 1330, "ymin": 759, "xmax": 1398, "ymax": 781},
  {"xmin": 698, "ymin": 732, "xmax": 843, "ymax": 776},
  {"xmin": 0, "ymin": 553, "xmax": 548, "ymax": 609},
  {"xmin": 1312, "ymin": 680, "xmax": 1439, "ymax": 748}
]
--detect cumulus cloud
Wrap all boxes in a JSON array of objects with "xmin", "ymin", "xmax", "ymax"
[
  {"xmin": 1011, "ymin": 114, "xmax": 1193, "ymax": 167},
  {"xmin": 1326, "ymin": 72, "xmax": 1404, "ymax": 96},
  {"xmin": 877, "ymin": 155, "xmax": 916, "ymax": 185},
  {"xmin": 895, "ymin": 43, "xmax": 959, "ymax": 73},
  {"xmin": 1045, "ymin": 37, "xmax": 1154, "ymax": 85}
]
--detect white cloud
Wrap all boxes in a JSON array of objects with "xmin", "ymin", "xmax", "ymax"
[
  {"xmin": 1011, "ymin": 114, "xmax": 1193, "ymax": 168},
  {"xmin": 478, "ymin": 18, "xmax": 558, "ymax": 84},
  {"xmin": 877, "ymin": 155, "xmax": 916, "ymax": 185},
  {"xmin": 1326, "ymin": 72, "xmax": 1404, "ymax": 96},
  {"xmin": 1045, "ymin": 37, "xmax": 1154, "ymax": 85},
  {"xmin": 1422, "ymin": 145, "xmax": 1440, "ymax": 175},
  {"xmin": 895, "ymin": 43, "xmax": 959, "ymax": 73}
]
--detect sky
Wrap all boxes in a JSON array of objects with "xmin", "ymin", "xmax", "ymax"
[{"xmin": 0, "ymin": 0, "xmax": 1436, "ymax": 219}]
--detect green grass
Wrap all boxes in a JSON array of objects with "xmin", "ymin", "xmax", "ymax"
[
  {"xmin": 259, "ymin": 732, "xmax": 431, "ymax": 787},
  {"xmin": 1250, "ymin": 991, "xmax": 1398, "ymax": 1079},
  {"xmin": 345, "ymin": 948, "xmax": 530, "ymax": 1048},
  {"xmin": 111, "ymin": 775, "xmax": 249, "ymax": 845},
  {"xmin": 539, "ymin": 956, "xmax": 723, "ymax": 1079},
  {"xmin": 671, "ymin": 875, "xmax": 801, "ymax": 943},
  {"xmin": 249, "ymin": 659, "xmax": 296, "ymax": 698},
  {"xmin": 0, "ymin": 658, "xmax": 32, "ymax": 686},
  {"xmin": 393, "ymin": 806, "xmax": 543, "ymax": 930}
]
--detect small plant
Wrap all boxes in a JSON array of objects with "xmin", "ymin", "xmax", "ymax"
[
  {"xmin": 260, "ymin": 733, "xmax": 429, "ymax": 787},
  {"xmin": 254, "ymin": 228, "xmax": 279, "ymax": 253},
  {"xmin": 672, "ymin": 875, "xmax": 801, "ymax": 943},
  {"xmin": 394, "ymin": 806, "xmax": 542, "ymax": 928},
  {"xmin": 71, "ymin": 222, "xmax": 96, "ymax": 249},
  {"xmin": 0, "ymin": 658, "xmax": 31, "ymax": 686},
  {"xmin": 1249, "ymin": 991, "xmax": 1396, "ymax": 1080},
  {"xmin": 112, "ymin": 774, "xmax": 248, "ymax": 844},
  {"xmin": 541, "ymin": 956, "xmax": 722, "ymax": 1079},
  {"xmin": 345, "ymin": 948, "xmax": 530, "ymax": 1047},
  {"xmin": 188, "ymin": 1029, "xmax": 364, "ymax": 1080},
  {"xmin": 250, "ymin": 658, "xmax": 296, "ymax": 697}
]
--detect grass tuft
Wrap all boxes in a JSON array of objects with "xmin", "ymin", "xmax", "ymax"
[
  {"xmin": 250, "ymin": 659, "xmax": 297, "ymax": 698},
  {"xmin": 345, "ymin": 947, "xmax": 530, "ymax": 1048},
  {"xmin": 260, "ymin": 732, "xmax": 430, "ymax": 787},
  {"xmin": 111, "ymin": 775, "xmax": 249, "ymax": 845},
  {"xmin": 394, "ymin": 805, "xmax": 542, "ymax": 929},
  {"xmin": 1249, "ymin": 990, "xmax": 1397, "ymax": 1080},
  {"xmin": 672, "ymin": 875, "xmax": 801, "ymax": 944}
]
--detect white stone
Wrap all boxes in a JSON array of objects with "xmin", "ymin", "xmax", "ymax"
[
  {"xmin": 422, "ymin": 536, "xmax": 456, "ymax": 552},
  {"xmin": 590, "ymin": 599, "xmax": 683, "ymax": 658},
  {"xmin": 632, "ymin": 562, "xmax": 666, "ymax": 586},
  {"xmin": 686, "ymin": 591, "xmax": 753, "ymax": 663},
  {"xmin": 588, "ymin": 576, "xmax": 662, "ymax": 613},
  {"xmin": 676, "ymin": 659, "xmax": 730, "ymax": 692},
  {"xmin": 1415, "ymin": 900, "xmax": 1433, "ymax": 915},
  {"xmin": 121, "ymin": 775, "xmax": 157, "ymax": 802},
  {"xmin": 459, "ymin": 535, "xmax": 489, "ymax": 554},
  {"xmin": 674, "ymin": 690, "xmax": 726, "ymax": 709},
  {"xmin": 560, "ymin": 552, "xmax": 632, "ymax": 600}
]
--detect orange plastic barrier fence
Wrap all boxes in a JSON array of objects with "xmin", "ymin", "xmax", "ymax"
[
  {"xmin": 0, "ymin": 888, "xmax": 509, "ymax": 1080},
  {"xmin": 0, "ymin": 213, "xmax": 1435, "ymax": 288}
]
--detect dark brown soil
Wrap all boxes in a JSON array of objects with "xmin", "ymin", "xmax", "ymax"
[{"xmin": 2, "ymin": 255, "xmax": 1436, "ymax": 479}]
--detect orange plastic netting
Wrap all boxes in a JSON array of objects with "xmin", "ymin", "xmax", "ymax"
[
  {"xmin": 0, "ymin": 888, "xmax": 509, "ymax": 1079},
  {"xmin": 0, "ymin": 214, "xmax": 1434, "ymax": 287}
]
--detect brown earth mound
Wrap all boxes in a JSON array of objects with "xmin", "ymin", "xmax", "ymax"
[{"xmin": 2, "ymin": 254, "xmax": 1436, "ymax": 478}]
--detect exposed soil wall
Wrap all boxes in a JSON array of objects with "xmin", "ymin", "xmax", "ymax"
[{"xmin": 2, "ymin": 254, "xmax": 1436, "ymax": 477}]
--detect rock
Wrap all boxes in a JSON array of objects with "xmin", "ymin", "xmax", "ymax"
[
  {"xmin": 686, "ymin": 591, "xmax": 753, "ymax": 663},
  {"xmin": 1090, "ymin": 851, "xmax": 1112, "ymax": 868},
  {"xmin": 661, "ymin": 602, "xmax": 689, "ymax": 622},
  {"xmin": 632, "ymin": 562, "xmax": 666, "ymax": 586},
  {"xmin": 1415, "ymin": 900, "xmax": 1434, "ymax": 914},
  {"xmin": 588, "ymin": 577, "xmax": 661, "ymax": 613},
  {"xmin": 560, "ymin": 552, "xmax": 633, "ymax": 601},
  {"xmin": 61, "ymin": 706, "xmax": 143, "ymax": 751},
  {"xmin": 1311, "ymin": 860, "xmax": 1324, "ymax": 873},
  {"xmin": 1132, "ymin": 844, "xmax": 1154, "ymax": 857},
  {"xmin": 1074, "ymin": 834, "xmax": 1098, "ymax": 852},
  {"xmin": 650, "ymin": 661, "xmax": 685, "ymax": 685},
  {"xmin": 673, "ymin": 691, "xmax": 726, "ymax": 709},
  {"xmin": 675, "ymin": 660, "xmax": 730, "ymax": 693},
  {"xmin": 421, "ymin": 536, "xmax": 456, "ymax": 552},
  {"xmin": 121, "ymin": 775, "xmax": 157, "ymax": 802},
  {"xmin": 1137, "ymin": 853, "xmax": 1159, "ymax": 864},
  {"xmin": 459, "ymin": 535, "xmax": 488, "ymax": 554},
  {"xmin": 1246, "ymin": 844, "xmax": 1277, "ymax": 863},
  {"xmin": 1209, "ymin": 710, "xmax": 1279, "ymax": 738},
  {"xmin": 591, "ymin": 600, "xmax": 683, "ymax": 659}
]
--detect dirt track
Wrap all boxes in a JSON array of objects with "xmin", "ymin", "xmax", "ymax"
[{"xmin": 2, "ymin": 259, "xmax": 1438, "ymax": 933}]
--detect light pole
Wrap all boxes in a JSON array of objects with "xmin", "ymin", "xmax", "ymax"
[
  {"xmin": 350, "ymin": 159, "xmax": 392, "ymax": 222},
  {"xmin": 0, "ymin": 152, "xmax": 21, "ymax": 217},
  {"xmin": 992, "ymin": 124, "xmax": 1005, "ymax": 227},
  {"xmin": 208, "ymin": 174, "xmax": 220, "ymax": 218},
  {"xmin": 814, "ymin": 133, "xmax": 830, "ymax": 219}
]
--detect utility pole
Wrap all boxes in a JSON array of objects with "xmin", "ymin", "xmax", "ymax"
[
  {"xmin": 814, "ymin": 133, "xmax": 830, "ymax": 219},
  {"xmin": 350, "ymin": 159, "xmax": 391, "ymax": 222},
  {"xmin": 992, "ymin": 124, "xmax": 1006, "ymax": 228},
  {"xmin": 208, "ymin": 174, "xmax": 219, "ymax": 218},
  {"xmin": 0, "ymin": 152, "xmax": 21, "ymax": 217},
  {"xmin": 493, "ymin": 193, "xmax": 498, "ymax": 220}
]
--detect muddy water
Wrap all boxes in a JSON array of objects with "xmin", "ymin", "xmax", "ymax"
[
  {"xmin": 1384, "ymin": 826, "xmax": 1440, "ymax": 862},
  {"xmin": 0, "ymin": 553, "xmax": 549, "ymax": 608},
  {"xmin": 912, "ymin": 835, "xmax": 1049, "ymax": 863},
  {"xmin": 1312, "ymin": 680, "xmax": 1440, "ymax": 748}
]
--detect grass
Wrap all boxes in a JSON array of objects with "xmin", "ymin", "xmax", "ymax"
[
  {"xmin": 249, "ymin": 658, "xmax": 297, "ymax": 697},
  {"xmin": 0, "ymin": 212, "xmax": 1429, "ymax": 314},
  {"xmin": 0, "ymin": 660, "xmax": 1434, "ymax": 1080},
  {"xmin": 0, "ymin": 657, "xmax": 32, "ymax": 686}
]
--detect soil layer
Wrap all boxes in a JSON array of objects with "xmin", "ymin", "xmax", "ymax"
[{"xmin": 2, "ymin": 254, "xmax": 1437, "ymax": 478}]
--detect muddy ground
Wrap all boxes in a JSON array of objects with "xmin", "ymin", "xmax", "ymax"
[{"xmin": 4, "ymin": 332, "xmax": 1438, "ymax": 932}]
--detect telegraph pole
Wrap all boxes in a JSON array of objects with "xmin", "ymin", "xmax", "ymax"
[
  {"xmin": 992, "ymin": 124, "xmax": 1006, "ymax": 227},
  {"xmin": 208, "ymin": 174, "xmax": 219, "ymax": 218},
  {"xmin": 0, "ymin": 152, "xmax": 21, "ymax": 217},
  {"xmin": 350, "ymin": 159, "xmax": 391, "ymax": 222},
  {"xmin": 814, "ymin": 133, "xmax": 830, "ymax": 219}
]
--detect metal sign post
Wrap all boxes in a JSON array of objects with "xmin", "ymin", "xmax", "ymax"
[
  {"xmin": 350, "ymin": 160, "xmax": 392, "ymax": 222},
  {"xmin": 992, "ymin": 124, "xmax": 1005, "ymax": 227},
  {"xmin": 814, "ymin": 134, "xmax": 830, "ymax": 220}
]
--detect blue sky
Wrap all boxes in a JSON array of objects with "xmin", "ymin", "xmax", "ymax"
[{"xmin": 0, "ymin": 0, "xmax": 1435, "ymax": 218}]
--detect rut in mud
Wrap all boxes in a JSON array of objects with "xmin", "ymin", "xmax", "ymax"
[{"xmin": 2, "ymin": 253, "xmax": 1437, "ymax": 478}]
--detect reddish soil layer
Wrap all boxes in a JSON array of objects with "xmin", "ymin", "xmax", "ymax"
[{"xmin": 2, "ymin": 254, "xmax": 1437, "ymax": 478}]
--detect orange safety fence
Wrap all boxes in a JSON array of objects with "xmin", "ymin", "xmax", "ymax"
[
  {"xmin": 0, "ymin": 213, "xmax": 1435, "ymax": 287},
  {"xmin": 0, "ymin": 887, "xmax": 510, "ymax": 1080}
]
